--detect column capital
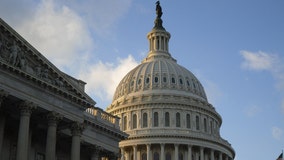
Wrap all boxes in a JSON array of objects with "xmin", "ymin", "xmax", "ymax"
[
  {"xmin": 47, "ymin": 111, "xmax": 62, "ymax": 126},
  {"xmin": 18, "ymin": 100, "xmax": 37, "ymax": 116},
  {"xmin": 71, "ymin": 122, "xmax": 84, "ymax": 136}
]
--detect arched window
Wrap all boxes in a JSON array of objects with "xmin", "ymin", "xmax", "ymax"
[
  {"xmin": 154, "ymin": 152, "xmax": 159, "ymax": 160},
  {"xmin": 186, "ymin": 114, "xmax": 191, "ymax": 128},
  {"xmin": 132, "ymin": 114, "xmax": 137, "ymax": 129},
  {"xmin": 154, "ymin": 77, "xmax": 159, "ymax": 83},
  {"xmin": 196, "ymin": 116, "xmax": 200, "ymax": 130},
  {"xmin": 171, "ymin": 77, "xmax": 175, "ymax": 83},
  {"xmin": 204, "ymin": 118, "xmax": 207, "ymax": 132},
  {"xmin": 176, "ymin": 112, "xmax": 181, "ymax": 127},
  {"xmin": 163, "ymin": 77, "xmax": 167, "ymax": 83},
  {"xmin": 166, "ymin": 152, "xmax": 171, "ymax": 160},
  {"xmin": 146, "ymin": 77, "xmax": 150, "ymax": 84},
  {"xmin": 179, "ymin": 78, "xmax": 183, "ymax": 84},
  {"xmin": 142, "ymin": 153, "xmax": 147, "ymax": 160},
  {"xmin": 143, "ymin": 113, "xmax": 148, "ymax": 128},
  {"xmin": 165, "ymin": 112, "xmax": 170, "ymax": 127},
  {"xmin": 123, "ymin": 116, "xmax": 127, "ymax": 131},
  {"xmin": 154, "ymin": 112, "xmax": 159, "ymax": 127}
]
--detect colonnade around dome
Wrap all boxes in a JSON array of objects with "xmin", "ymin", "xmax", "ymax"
[{"xmin": 120, "ymin": 143, "xmax": 233, "ymax": 160}]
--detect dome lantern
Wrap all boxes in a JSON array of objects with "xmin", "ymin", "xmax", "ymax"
[{"xmin": 145, "ymin": 1, "xmax": 172, "ymax": 62}]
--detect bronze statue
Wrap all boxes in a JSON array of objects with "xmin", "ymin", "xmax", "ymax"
[{"xmin": 156, "ymin": 1, "xmax": 162, "ymax": 18}]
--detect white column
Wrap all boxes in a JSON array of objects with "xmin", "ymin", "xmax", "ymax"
[
  {"xmin": 45, "ymin": 112, "xmax": 62, "ymax": 160},
  {"xmin": 188, "ymin": 145, "xmax": 192, "ymax": 160},
  {"xmin": 210, "ymin": 149, "xmax": 214, "ymax": 160},
  {"xmin": 16, "ymin": 101, "xmax": 36, "ymax": 160},
  {"xmin": 70, "ymin": 122, "xmax": 84, "ymax": 160},
  {"xmin": 161, "ymin": 143, "xmax": 165, "ymax": 160},
  {"xmin": 200, "ymin": 147, "xmax": 204, "ymax": 160},
  {"xmin": 133, "ymin": 145, "xmax": 137, "ymax": 160},
  {"xmin": 175, "ymin": 144, "xmax": 179, "ymax": 160},
  {"xmin": 146, "ymin": 144, "xmax": 150, "ymax": 160},
  {"xmin": 121, "ymin": 147, "xmax": 125, "ymax": 160}
]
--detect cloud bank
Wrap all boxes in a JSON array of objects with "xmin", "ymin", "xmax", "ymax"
[{"xmin": 0, "ymin": 0, "xmax": 136, "ymax": 107}]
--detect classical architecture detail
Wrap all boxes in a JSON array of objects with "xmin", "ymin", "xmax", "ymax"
[
  {"xmin": 0, "ymin": 18, "xmax": 94, "ymax": 109},
  {"xmin": 107, "ymin": 1, "xmax": 235, "ymax": 160},
  {"xmin": 0, "ymin": 18, "xmax": 128, "ymax": 160}
]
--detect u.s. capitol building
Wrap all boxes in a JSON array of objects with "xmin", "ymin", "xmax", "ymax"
[{"xmin": 106, "ymin": 2, "xmax": 235, "ymax": 160}]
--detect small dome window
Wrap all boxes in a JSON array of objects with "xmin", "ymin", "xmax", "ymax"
[
  {"xmin": 179, "ymin": 79, "xmax": 183, "ymax": 84},
  {"xmin": 154, "ymin": 77, "xmax": 159, "ymax": 83},
  {"xmin": 186, "ymin": 80, "xmax": 190, "ymax": 86},
  {"xmin": 146, "ymin": 77, "xmax": 150, "ymax": 84},
  {"xmin": 163, "ymin": 77, "xmax": 167, "ymax": 83},
  {"xmin": 171, "ymin": 77, "xmax": 175, "ymax": 84}
]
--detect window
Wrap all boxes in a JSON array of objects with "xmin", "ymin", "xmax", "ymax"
[
  {"xmin": 186, "ymin": 114, "xmax": 191, "ymax": 128},
  {"xmin": 176, "ymin": 112, "xmax": 181, "ymax": 127},
  {"xmin": 143, "ymin": 113, "xmax": 148, "ymax": 128},
  {"xmin": 187, "ymin": 80, "xmax": 190, "ymax": 86},
  {"xmin": 154, "ymin": 152, "xmax": 159, "ymax": 160},
  {"xmin": 154, "ymin": 77, "xmax": 159, "ymax": 83},
  {"xmin": 154, "ymin": 112, "xmax": 159, "ymax": 127},
  {"xmin": 171, "ymin": 77, "xmax": 175, "ymax": 83},
  {"xmin": 165, "ymin": 112, "xmax": 170, "ymax": 127},
  {"xmin": 132, "ymin": 114, "xmax": 137, "ymax": 129},
  {"xmin": 123, "ymin": 116, "xmax": 127, "ymax": 131},
  {"xmin": 179, "ymin": 78, "xmax": 183, "ymax": 84},
  {"xmin": 163, "ymin": 77, "xmax": 167, "ymax": 83},
  {"xmin": 196, "ymin": 116, "xmax": 200, "ymax": 130},
  {"xmin": 146, "ymin": 77, "xmax": 150, "ymax": 84},
  {"xmin": 204, "ymin": 118, "xmax": 207, "ymax": 132}
]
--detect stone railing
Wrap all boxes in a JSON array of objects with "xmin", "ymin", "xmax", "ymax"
[{"xmin": 85, "ymin": 107, "xmax": 120, "ymax": 129}]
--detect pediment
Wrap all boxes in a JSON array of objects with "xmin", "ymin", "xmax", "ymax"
[{"xmin": 0, "ymin": 18, "xmax": 95, "ymax": 109}]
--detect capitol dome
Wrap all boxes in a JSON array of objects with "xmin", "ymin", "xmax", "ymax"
[{"xmin": 107, "ymin": 1, "xmax": 235, "ymax": 160}]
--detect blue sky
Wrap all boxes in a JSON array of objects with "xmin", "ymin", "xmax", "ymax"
[{"xmin": 1, "ymin": 0, "xmax": 284, "ymax": 159}]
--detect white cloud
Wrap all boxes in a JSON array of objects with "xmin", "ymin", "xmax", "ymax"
[
  {"xmin": 272, "ymin": 126, "xmax": 283, "ymax": 140},
  {"xmin": 15, "ymin": 0, "xmax": 94, "ymax": 71},
  {"xmin": 79, "ymin": 55, "xmax": 139, "ymax": 108},
  {"xmin": 241, "ymin": 50, "xmax": 284, "ymax": 113},
  {"xmin": 240, "ymin": 50, "xmax": 277, "ymax": 71}
]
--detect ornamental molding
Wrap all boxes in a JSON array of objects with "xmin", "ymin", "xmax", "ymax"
[{"xmin": 0, "ymin": 18, "xmax": 94, "ymax": 109}]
